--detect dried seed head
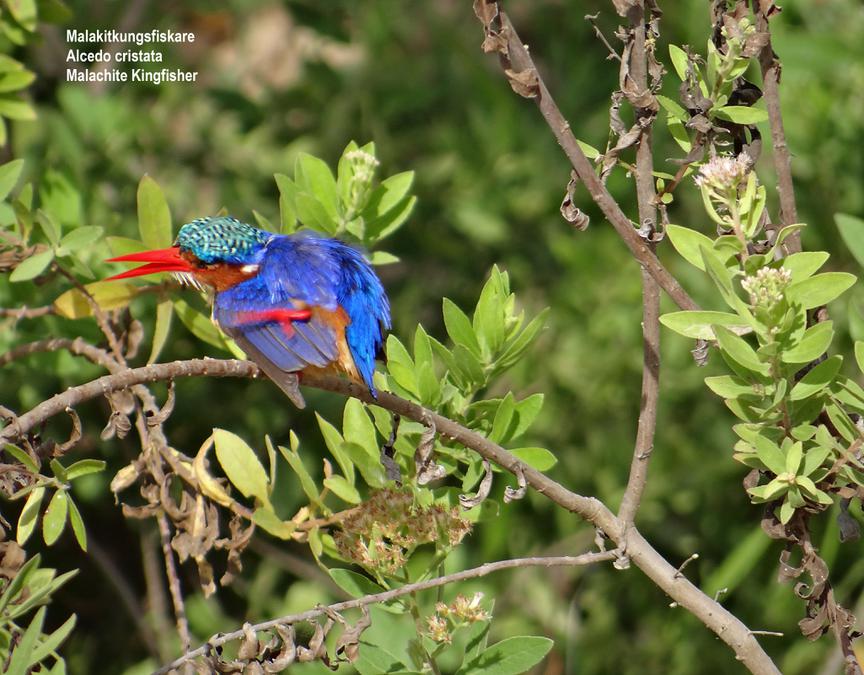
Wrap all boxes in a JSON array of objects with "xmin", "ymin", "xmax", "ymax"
[{"xmin": 334, "ymin": 489, "xmax": 472, "ymax": 577}]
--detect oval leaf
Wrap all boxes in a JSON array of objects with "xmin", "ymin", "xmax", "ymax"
[{"xmin": 213, "ymin": 428, "xmax": 271, "ymax": 508}]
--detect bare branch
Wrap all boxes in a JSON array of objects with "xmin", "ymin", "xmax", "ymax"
[
  {"xmin": 154, "ymin": 551, "xmax": 618, "ymax": 674},
  {"xmin": 0, "ymin": 337, "xmax": 118, "ymax": 371},
  {"xmin": 158, "ymin": 513, "xmax": 192, "ymax": 664},
  {"xmin": 0, "ymin": 305, "xmax": 55, "ymax": 320},
  {"xmin": 618, "ymin": 2, "xmax": 662, "ymax": 531}
]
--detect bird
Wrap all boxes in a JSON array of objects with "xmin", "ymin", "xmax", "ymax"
[{"xmin": 105, "ymin": 216, "xmax": 391, "ymax": 408}]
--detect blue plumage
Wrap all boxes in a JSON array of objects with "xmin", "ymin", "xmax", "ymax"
[{"xmin": 176, "ymin": 217, "xmax": 390, "ymax": 395}]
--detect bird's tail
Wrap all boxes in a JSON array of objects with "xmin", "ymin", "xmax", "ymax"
[{"xmin": 229, "ymin": 332, "xmax": 306, "ymax": 409}]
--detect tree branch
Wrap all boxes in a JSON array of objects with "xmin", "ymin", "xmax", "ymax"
[
  {"xmin": 0, "ymin": 357, "xmax": 782, "ymax": 673},
  {"xmin": 752, "ymin": 0, "xmax": 801, "ymax": 252},
  {"xmin": 472, "ymin": 2, "xmax": 699, "ymax": 312},
  {"xmin": 158, "ymin": 513, "xmax": 192, "ymax": 666},
  {"xmin": 617, "ymin": 2, "xmax": 661, "ymax": 531},
  {"xmin": 154, "ymin": 552, "xmax": 618, "ymax": 674}
]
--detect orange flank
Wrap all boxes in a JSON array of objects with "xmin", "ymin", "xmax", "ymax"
[{"xmin": 302, "ymin": 306, "xmax": 363, "ymax": 384}]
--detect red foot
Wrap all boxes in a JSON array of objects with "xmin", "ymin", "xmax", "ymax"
[{"xmin": 236, "ymin": 308, "xmax": 312, "ymax": 338}]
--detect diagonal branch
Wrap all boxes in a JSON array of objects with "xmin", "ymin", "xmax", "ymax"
[
  {"xmin": 0, "ymin": 358, "xmax": 781, "ymax": 674},
  {"xmin": 472, "ymin": 2, "xmax": 699, "ymax": 312},
  {"xmin": 153, "ymin": 551, "xmax": 619, "ymax": 674}
]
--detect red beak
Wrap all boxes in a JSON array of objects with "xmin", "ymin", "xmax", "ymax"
[{"xmin": 104, "ymin": 247, "xmax": 194, "ymax": 281}]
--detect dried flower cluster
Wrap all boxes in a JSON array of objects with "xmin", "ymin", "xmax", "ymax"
[{"xmin": 334, "ymin": 489, "xmax": 472, "ymax": 576}]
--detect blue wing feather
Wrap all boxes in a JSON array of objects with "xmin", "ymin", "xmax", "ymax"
[{"xmin": 213, "ymin": 232, "xmax": 390, "ymax": 393}]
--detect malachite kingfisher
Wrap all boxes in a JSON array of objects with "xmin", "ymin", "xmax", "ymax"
[{"xmin": 105, "ymin": 216, "xmax": 391, "ymax": 408}]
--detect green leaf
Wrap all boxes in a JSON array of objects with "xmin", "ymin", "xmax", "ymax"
[
  {"xmin": 666, "ymin": 116, "xmax": 692, "ymax": 152},
  {"xmin": 458, "ymin": 636, "xmax": 553, "ymax": 675},
  {"xmin": 5, "ymin": 443, "xmax": 37, "ymax": 472},
  {"xmin": 704, "ymin": 375, "xmax": 754, "ymax": 399},
  {"xmin": 713, "ymin": 325, "xmax": 770, "ymax": 376},
  {"xmin": 17, "ymin": 486, "xmax": 44, "ymax": 545},
  {"xmin": 385, "ymin": 334, "xmax": 418, "ymax": 397},
  {"xmin": 712, "ymin": 105, "xmax": 769, "ymax": 124},
  {"xmin": 296, "ymin": 153, "xmax": 338, "ymax": 219},
  {"xmin": 473, "ymin": 268, "xmax": 507, "ymax": 355},
  {"xmin": 64, "ymin": 459, "xmax": 106, "ymax": 481},
  {"xmin": 510, "ymin": 447, "xmax": 557, "ymax": 471},
  {"xmin": 747, "ymin": 479, "xmax": 789, "ymax": 502},
  {"xmin": 752, "ymin": 434, "xmax": 786, "ymax": 475},
  {"xmin": 66, "ymin": 497, "xmax": 87, "ymax": 551},
  {"xmin": 57, "ymin": 225, "xmax": 102, "ymax": 253},
  {"xmin": 29, "ymin": 614, "xmax": 76, "ymax": 666},
  {"xmin": 6, "ymin": 606, "xmax": 46, "ymax": 675},
  {"xmin": 0, "ymin": 69, "xmax": 35, "ymax": 94},
  {"xmin": 148, "ymin": 299, "xmax": 173, "ymax": 365},
  {"xmin": 5, "ymin": 0, "xmax": 37, "ymax": 31},
  {"xmin": 10, "ymin": 249, "xmax": 53, "ymax": 281},
  {"xmin": 856, "ymin": 341, "xmax": 864, "ymax": 374},
  {"xmin": 496, "ymin": 308, "xmax": 549, "ymax": 370},
  {"xmin": 295, "ymin": 192, "xmax": 337, "ymax": 234},
  {"xmin": 329, "ymin": 568, "xmax": 385, "ymax": 598},
  {"xmin": 786, "ymin": 273, "xmax": 856, "ymax": 310},
  {"xmin": 666, "ymin": 225, "xmax": 713, "ymax": 271},
  {"xmin": 251, "ymin": 507, "xmax": 297, "ymax": 539},
  {"xmin": 511, "ymin": 394, "xmax": 544, "ymax": 440},
  {"xmin": 489, "ymin": 394, "xmax": 516, "ymax": 444},
  {"xmin": 660, "ymin": 310, "xmax": 749, "ymax": 340},
  {"xmin": 668, "ymin": 44, "xmax": 689, "ymax": 81},
  {"xmin": 137, "ymin": 175, "xmax": 172, "ymax": 249},
  {"xmin": 278, "ymin": 434, "xmax": 323, "ymax": 507},
  {"xmin": 371, "ymin": 171, "xmax": 414, "ymax": 217},
  {"xmin": 414, "ymin": 324, "xmax": 440, "ymax": 405},
  {"xmin": 443, "ymin": 298, "xmax": 482, "ymax": 357},
  {"xmin": 836, "ymin": 213, "xmax": 864, "ymax": 269},
  {"xmin": 701, "ymin": 246, "xmax": 739, "ymax": 309},
  {"xmin": 0, "ymin": 96, "xmax": 36, "ymax": 120},
  {"xmin": 0, "ymin": 158, "xmax": 24, "ymax": 200},
  {"xmin": 42, "ymin": 490, "xmax": 68, "ymax": 546},
  {"xmin": 315, "ymin": 413, "xmax": 354, "ymax": 484},
  {"xmin": 781, "ymin": 252, "xmax": 829, "ymax": 283},
  {"xmin": 656, "ymin": 95, "xmax": 687, "ymax": 122},
  {"xmin": 213, "ymin": 428, "xmax": 272, "ymax": 508},
  {"xmin": 782, "ymin": 321, "xmax": 833, "ymax": 364},
  {"xmin": 343, "ymin": 398, "xmax": 378, "ymax": 457},
  {"xmin": 324, "ymin": 475, "xmax": 361, "ymax": 504},
  {"xmin": 790, "ymin": 355, "xmax": 843, "ymax": 401}
]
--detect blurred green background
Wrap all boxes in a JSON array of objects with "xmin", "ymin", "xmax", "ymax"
[{"xmin": 2, "ymin": 0, "xmax": 864, "ymax": 673}]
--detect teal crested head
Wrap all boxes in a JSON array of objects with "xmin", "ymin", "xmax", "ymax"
[{"xmin": 176, "ymin": 217, "xmax": 272, "ymax": 264}]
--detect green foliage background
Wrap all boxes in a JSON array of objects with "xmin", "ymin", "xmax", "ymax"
[{"xmin": 1, "ymin": 1, "xmax": 864, "ymax": 673}]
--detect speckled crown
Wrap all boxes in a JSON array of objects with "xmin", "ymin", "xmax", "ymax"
[{"xmin": 176, "ymin": 217, "xmax": 271, "ymax": 264}]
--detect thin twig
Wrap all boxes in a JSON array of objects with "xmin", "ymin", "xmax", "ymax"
[
  {"xmin": 0, "ymin": 305, "xmax": 55, "ymax": 319},
  {"xmin": 752, "ymin": 0, "xmax": 800, "ymax": 253},
  {"xmin": 153, "ymin": 552, "xmax": 618, "ymax": 674},
  {"xmin": 0, "ymin": 337, "xmax": 118, "ymax": 371},
  {"xmin": 617, "ymin": 2, "xmax": 662, "ymax": 531},
  {"xmin": 157, "ymin": 513, "xmax": 191, "ymax": 661},
  {"xmin": 0, "ymin": 357, "xmax": 782, "ymax": 674}
]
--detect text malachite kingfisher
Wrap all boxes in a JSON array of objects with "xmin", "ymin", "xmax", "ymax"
[{"xmin": 105, "ymin": 216, "xmax": 391, "ymax": 408}]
